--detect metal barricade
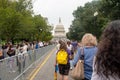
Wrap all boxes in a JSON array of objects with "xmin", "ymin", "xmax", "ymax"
[{"xmin": 0, "ymin": 44, "xmax": 55, "ymax": 80}]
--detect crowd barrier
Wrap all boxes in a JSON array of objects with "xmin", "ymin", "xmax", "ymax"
[{"xmin": 0, "ymin": 44, "xmax": 55, "ymax": 80}]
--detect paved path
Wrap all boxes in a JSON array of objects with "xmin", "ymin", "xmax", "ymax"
[
  {"xmin": 0, "ymin": 45, "xmax": 55, "ymax": 80},
  {"xmin": 33, "ymin": 48, "xmax": 74, "ymax": 80}
]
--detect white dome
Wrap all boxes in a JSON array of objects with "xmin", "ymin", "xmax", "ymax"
[
  {"xmin": 52, "ymin": 18, "xmax": 67, "ymax": 41},
  {"xmin": 55, "ymin": 24, "xmax": 65, "ymax": 32}
]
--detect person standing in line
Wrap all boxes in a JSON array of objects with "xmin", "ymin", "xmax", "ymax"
[
  {"xmin": 7, "ymin": 44, "xmax": 16, "ymax": 72},
  {"xmin": 17, "ymin": 43, "xmax": 24, "ymax": 73},
  {"xmin": 16, "ymin": 44, "xmax": 21, "ymax": 66},
  {"xmin": 72, "ymin": 33, "xmax": 98, "ymax": 80},
  {"xmin": 91, "ymin": 20, "xmax": 120, "ymax": 80},
  {"xmin": 67, "ymin": 41, "xmax": 73, "ymax": 57},
  {"xmin": 39, "ymin": 41, "xmax": 44, "ymax": 48},
  {"xmin": 21, "ymin": 42, "xmax": 28, "ymax": 69}
]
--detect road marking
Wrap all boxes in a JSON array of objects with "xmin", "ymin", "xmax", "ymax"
[{"xmin": 29, "ymin": 48, "xmax": 56, "ymax": 80}]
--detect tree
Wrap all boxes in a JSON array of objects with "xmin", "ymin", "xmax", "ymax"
[
  {"xmin": 99, "ymin": 0, "xmax": 120, "ymax": 20},
  {"xmin": 0, "ymin": 7, "xmax": 22, "ymax": 41},
  {"xmin": 67, "ymin": 0, "xmax": 107, "ymax": 40},
  {"xmin": 67, "ymin": 1, "xmax": 95, "ymax": 40},
  {"xmin": 33, "ymin": 15, "xmax": 53, "ymax": 41},
  {"xmin": 0, "ymin": 0, "xmax": 53, "ymax": 42}
]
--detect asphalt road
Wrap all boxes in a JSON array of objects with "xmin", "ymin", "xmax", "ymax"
[
  {"xmin": 0, "ymin": 45, "xmax": 55, "ymax": 80},
  {"xmin": 33, "ymin": 48, "xmax": 74, "ymax": 80}
]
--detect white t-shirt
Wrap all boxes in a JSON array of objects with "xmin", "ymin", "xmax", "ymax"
[
  {"xmin": 39, "ymin": 42, "xmax": 44, "ymax": 47},
  {"xmin": 22, "ymin": 45, "xmax": 28, "ymax": 53},
  {"xmin": 67, "ymin": 44, "xmax": 73, "ymax": 50}
]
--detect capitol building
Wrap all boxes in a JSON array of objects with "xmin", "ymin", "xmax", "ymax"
[{"xmin": 52, "ymin": 18, "xmax": 67, "ymax": 41}]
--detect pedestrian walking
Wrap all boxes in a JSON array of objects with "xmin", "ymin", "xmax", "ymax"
[
  {"xmin": 55, "ymin": 41, "xmax": 71, "ymax": 80},
  {"xmin": 91, "ymin": 20, "xmax": 120, "ymax": 80},
  {"xmin": 56, "ymin": 40, "xmax": 62, "ymax": 51},
  {"xmin": 54, "ymin": 40, "xmax": 63, "ymax": 80},
  {"xmin": 66, "ymin": 41, "xmax": 74, "ymax": 70},
  {"xmin": 72, "ymin": 33, "xmax": 97, "ymax": 80}
]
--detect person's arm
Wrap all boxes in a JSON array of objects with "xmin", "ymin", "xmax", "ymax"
[{"xmin": 72, "ymin": 48, "xmax": 81, "ymax": 66}]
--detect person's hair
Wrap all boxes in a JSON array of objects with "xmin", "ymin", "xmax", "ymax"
[
  {"xmin": 95, "ymin": 20, "xmax": 120, "ymax": 78},
  {"xmin": 67, "ymin": 41, "xmax": 71, "ymax": 45},
  {"xmin": 81, "ymin": 33, "xmax": 97, "ymax": 46},
  {"xmin": 58, "ymin": 40, "xmax": 62, "ymax": 44},
  {"xmin": 59, "ymin": 41, "xmax": 67, "ymax": 50}
]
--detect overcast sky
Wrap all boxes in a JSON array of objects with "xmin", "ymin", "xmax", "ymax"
[{"xmin": 33, "ymin": 0, "xmax": 93, "ymax": 32}]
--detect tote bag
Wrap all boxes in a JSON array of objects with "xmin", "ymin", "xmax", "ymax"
[
  {"xmin": 70, "ymin": 48, "xmax": 84, "ymax": 80},
  {"xmin": 70, "ymin": 60, "xmax": 84, "ymax": 80}
]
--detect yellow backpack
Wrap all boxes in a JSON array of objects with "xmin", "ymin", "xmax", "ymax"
[{"xmin": 56, "ymin": 49, "xmax": 68, "ymax": 65}]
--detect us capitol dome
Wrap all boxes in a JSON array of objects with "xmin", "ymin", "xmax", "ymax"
[{"xmin": 52, "ymin": 18, "xmax": 67, "ymax": 41}]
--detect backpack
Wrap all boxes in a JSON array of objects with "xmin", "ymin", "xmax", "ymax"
[{"xmin": 56, "ymin": 49, "xmax": 68, "ymax": 65}]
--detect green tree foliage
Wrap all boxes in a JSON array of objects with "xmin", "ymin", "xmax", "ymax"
[
  {"xmin": 33, "ymin": 15, "xmax": 52, "ymax": 41},
  {"xmin": 99, "ymin": 0, "xmax": 120, "ymax": 20},
  {"xmin": 0, "ymin": 7, "xmax": 22, "ymax": 41},
  {"xmin": 67, "ymin": 1, "xmax": 103, "ymax": 40},
  {"xmin": 0, "ymin": 0, "xmax": 53, "ymax": 42},
  {"xmin": 67, "ymin": 0, "xmax": 115, "ymax": 41}
]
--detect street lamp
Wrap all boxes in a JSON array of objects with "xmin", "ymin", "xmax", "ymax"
[
  {"xmin": 94, "ymin": 11, "xmax": 98, "ymax": 17},
  {"xmin": 93, "ymin": 11, "xmax": 98, "ymax": 27},
  {"xmin": 39, "ymin": 28, "xmax": 43, "ymax": 41},
  {"xmin": 39, "ymin": 28, "xmax": 42, "ymax": 31}
]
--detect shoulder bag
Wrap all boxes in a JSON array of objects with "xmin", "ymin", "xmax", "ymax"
[{"xmin": 70, "ymin": 47, "xmax": 84, "ymax": 80}]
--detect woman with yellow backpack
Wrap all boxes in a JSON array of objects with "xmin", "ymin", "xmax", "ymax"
[{"xmin": 55, "ymin": 41, "xmax": 72, "ymax": 80}]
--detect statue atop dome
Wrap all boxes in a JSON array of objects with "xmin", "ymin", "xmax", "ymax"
[{"xmin": 59, "ymin": 17, "xmax": 61, "ymax": 24}]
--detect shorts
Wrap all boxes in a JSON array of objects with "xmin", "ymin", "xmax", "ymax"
[{"xmin": 58, "ymin": 63, "xmax": 70, "ymax": 75}]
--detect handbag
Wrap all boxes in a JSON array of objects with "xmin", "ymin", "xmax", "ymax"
[{"xmin": 70, "ymin": 48, "xmax": 84, "ymax": 80}]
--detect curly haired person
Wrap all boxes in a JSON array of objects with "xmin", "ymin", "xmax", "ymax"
[{"xmin": 91, "ymin": 20, "xmax": 120, "ymax": 80}]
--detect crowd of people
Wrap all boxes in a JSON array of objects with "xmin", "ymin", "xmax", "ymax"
[
  {"xmin": 0, "ymin": 41, "xmax": 49, "ymax": 60},
  {"xmin": 55, "ymin": 20, "xmax": 120, "ymax": 80},
  {"xmin": 0, "ymin": 41, "xmax": 50, "ymax": 73},
  {"xmin": 0, "ymin": 20, "xmax": 120, "ymax": 80}
]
